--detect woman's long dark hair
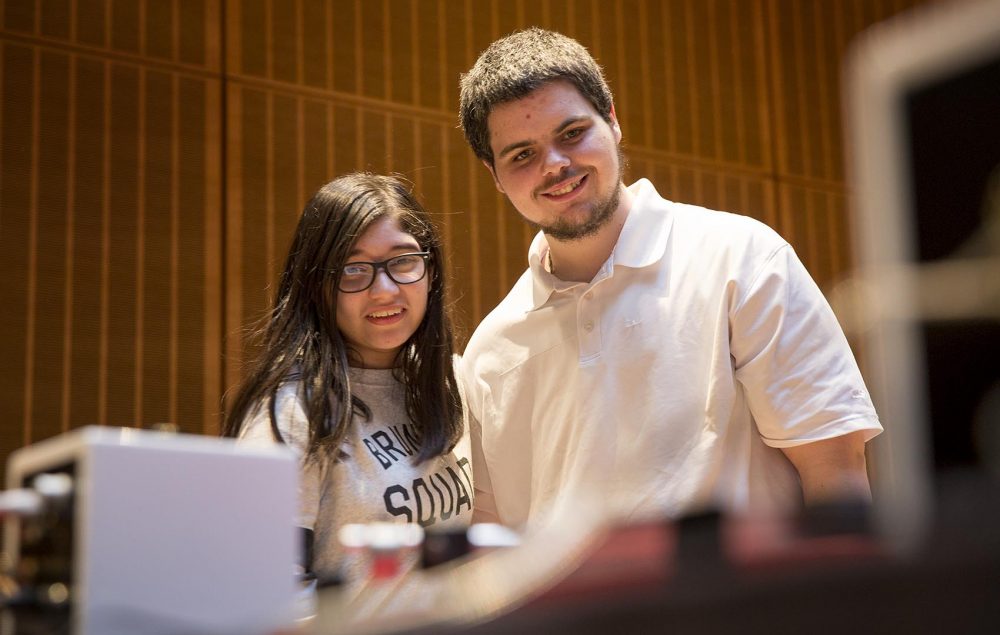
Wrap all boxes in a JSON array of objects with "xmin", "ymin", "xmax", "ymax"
[{"xmin": 222, "ymin": 173, "xmax": 463, "ymax": 463}]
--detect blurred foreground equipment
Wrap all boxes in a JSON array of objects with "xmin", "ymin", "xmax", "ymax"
[
  {"xmin": 842, "ymin": 0, "xmax": 1000, "ymax": 553},
  {"xmin": 1, "ymin": 426, "xmax": 299, "ymax": 635}
]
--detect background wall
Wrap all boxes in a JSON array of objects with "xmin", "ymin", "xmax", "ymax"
[{"xmin": 1, "ymin": 0, "xmax": 932, "ymax": 479}]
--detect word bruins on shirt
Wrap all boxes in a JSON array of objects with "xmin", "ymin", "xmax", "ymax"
[{"xmin": 362, "ymin": 423, "xmax": 474, "ymax": 528}]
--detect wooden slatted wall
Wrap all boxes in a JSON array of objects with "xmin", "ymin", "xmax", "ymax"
[
  {"xmin": 0, "ymin": 0, "xmax": 224, "ymax": 477},
  {"xmin": 1, "ymin": 0, "xmax": 931, "ymax": 479}
]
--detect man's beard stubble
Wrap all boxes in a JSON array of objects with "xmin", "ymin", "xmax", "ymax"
[{"xmin": 528, "ymin": 146, "xmax": 627, "ymax": 242}]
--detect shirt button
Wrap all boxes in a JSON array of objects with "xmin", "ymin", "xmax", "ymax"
[
  {"xmin": 583, "ymin": 291, "xmax": 593, "ymax": 300},
  {"xmin": 583, "ymin": 321, "xmax": 594, "ymax": 332}
]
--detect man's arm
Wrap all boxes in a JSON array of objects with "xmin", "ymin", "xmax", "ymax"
[
  {"xmin": 780, "ymin": 430, "xmax": 873, "ymax": 505},
  {"xmin": 472, "ymin": 488, "xmax": 501, "ymax": 524},
  {"xmin": 458, "ymin": 356, "xmax": 502, "ymax": 524},
  {"xmin": 468, "ymin": 408, "xmax": 502, "ymax": 523}
]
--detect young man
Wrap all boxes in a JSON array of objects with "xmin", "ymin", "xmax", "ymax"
[{"xmin": 458, "ymin": 28, "xmax": 882, "ymax": 528}]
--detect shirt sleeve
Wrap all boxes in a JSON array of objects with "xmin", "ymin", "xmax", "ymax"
[
  {"xmin": 731, "ymin": 244, "xmax": 883, "ymax": 447},
  {"xmin": 458, "ymin": 354, "xmax": 500, "ymax": 523},
  {"xmin": 468, "ymin": 406, "xmax": 500, "ymax": 523},
  {"xmin": 237, "ymin": 385, "xmax": 322, "ymax": 531}
]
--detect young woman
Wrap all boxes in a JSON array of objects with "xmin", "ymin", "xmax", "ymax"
[{"xmin": 223, "ymin": 173, "xmax": 473, "ymax": 584}]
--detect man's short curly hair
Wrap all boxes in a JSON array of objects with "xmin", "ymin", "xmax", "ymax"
[{"xmin": 459, "ymin": 28, "xmax": 614, "ymax": 166}]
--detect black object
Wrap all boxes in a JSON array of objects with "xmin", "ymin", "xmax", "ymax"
[
  {"xmin": 674, "ymin": 510, "xmax": 727, "ymax": 578},
  {"xmin": 422, "ymin": 527, "xmax": 472, "ymax": 569},
  {"xmin": 798, "ymin": 499, "xmax": 873, "ymax": 538}
]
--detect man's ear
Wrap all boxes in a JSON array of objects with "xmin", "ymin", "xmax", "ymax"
[
  {"xmin": 483, "ymin": 159, "xmax": 505, "ymax": 194},
  {"xmin": 609, "ymin": 103, "xmax": 623, "ymax": 145}
]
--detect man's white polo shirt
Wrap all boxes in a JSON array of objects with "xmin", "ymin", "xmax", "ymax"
[{"xmin": 461, "ymin": 179, "xmax": 882, "ymax": 528}]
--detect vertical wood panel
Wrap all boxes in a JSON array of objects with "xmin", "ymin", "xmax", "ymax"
[
  {"xmin": 60, "ymin": 54, "xmax": 77, "ymax": 434},
  {"xmin": 34, "ymin": 50, "xmax": 73, "ymax": 445},
  {"xmin": 2, "ymin": 45, "xmax": 35, "ymax": 447},
  {"xmin": 272, "ymin": 0, "xmax": 297, "ymax": 83},
  {"xmin": 442, "ymin": 2, "xmax": 465, "ymax": 120},
  {"xmin": 134, "ymin": 67, "xmax": 147, "ymax": 427},
  {"xmin": 223, "ymin": 84, "xmax": 245, "ymax": 410},
  {"xmin": 235, "ymin": 87, "xmax": 268, "ymax": 353},
  {"xmin": 76, "ymin": 0, "xmax": 105, "ymax": 46},
  {"xmin": 180, "ymin": 0, "xmax": 211, "ymax": 66},
  {"xmin": 272, "ymin": 94, "xmax": 300, "ymax": 264},
  {"xmin": 106, "ymin": 63, "xmax": 138, "ymax": 427},
  {"xmin": 198, "ymin": 76, "xmax": 222, "ymax": 435},
  {"xmin": 194, "ymin": 91, "xmax": 211, "ymax": 422},
  {"xmin": 98, "ymin": 58, "xmax": 111, "ymax": 428},
  {"xmin": 4, "ymin": 0, "xmax": 36, "ymax": 33},
  {"xmin": 718, "ymin": 4, "xmax": 742, "ymax": 165},
  {"xmin": 146, "ymin": 0, "xmax": 173, "ymax": 60},
  {"xmin": 618, "ymin": 0, "xmax": 641, "ymax": 144},
  {"xmin": 450, "ymin": 129, "xmax": 477, "ymax": 318},
  {"xmin": 67, "ymin": 56, "xmax": 104, "ymax": 430},
  {"xmin": 302, "ymin": 0, "xmax": 327, "ymax": 89},
  {"xmin": 40, "ymin": 0, "xmax": 70, "ymax": 39},
  {"xmin": 111, "ymin": 0, "xmax": 140, "ymax": 54},
  {"xmin": 303, "ymin": 99, "xmax": 331, "ymax": 192},
  {"xmin": 237, "ymin": 0, "xmax": 264, "ymax": 76},
  {"xmin": 331, "ymin": 104, "xmax": 358, "ymax": 178},
  {"xmin": 391, "ymin": 115, "xmax": 416, "ymax": 177},
  {"xmin": 332, "ymin": 0, "xmax": 357, "ymax": 93},
  {"xmin": 142, "ymin": 70, "xmax": 173, "ymax": 425},
  {"xmin": 643, "ymin": 0, "xmax": 667, "ymax": 153},
  {"xmin": 414, "ymin": 0, "xmax": 442, "ymax": 111}
]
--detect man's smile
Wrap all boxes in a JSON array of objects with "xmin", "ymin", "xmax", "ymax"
[{"xmin": 541, "ymin": 173, "xmax": 587, "ymax": 199}]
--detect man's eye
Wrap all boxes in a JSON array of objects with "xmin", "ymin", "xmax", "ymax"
[
  {"xmin": 513, "ymin": 149, "xmax": 532, "ymax": 162},
  {"xmin": 565, "ymin": 128, "xmax": 583, "ymax": 139}
]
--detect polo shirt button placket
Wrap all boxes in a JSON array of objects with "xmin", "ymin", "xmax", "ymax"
[{"xmin": 578, "ymin": 289, "xmax": 601, "ymax": 361}]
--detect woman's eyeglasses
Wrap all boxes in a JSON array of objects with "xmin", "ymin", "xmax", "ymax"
[{"xmin": 337, "ymin": 252, "xmax": 431, "ymax": 293}]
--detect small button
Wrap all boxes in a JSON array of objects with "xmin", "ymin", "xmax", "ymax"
[
  {"xmin": 583, "ymin": 291, "xmax": 593, "ymax": 301},
  {"xmin": 583, "ymin": 321, "xmax": 594, "ymax": 332}
]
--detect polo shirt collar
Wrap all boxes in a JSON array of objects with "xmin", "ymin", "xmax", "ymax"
[
  {"xmin": 526, "ymin": 178, "xmax": 673, "ymax": 310},
  {"xmin": 612, "ymin": 178, "xmax": 672, "ymax": 269},
  {"xmin": 527, "ymin": 232, "xmax": 563, "ymax": 309}
]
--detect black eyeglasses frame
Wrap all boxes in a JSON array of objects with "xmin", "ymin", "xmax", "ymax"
[{"xmin": 336, "ymin": 251, "xmax": 431, "ymax": 293}]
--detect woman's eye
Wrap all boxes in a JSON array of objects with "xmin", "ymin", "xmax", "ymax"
[
  {"xmin": 342, "ymin": 264, "xmax": 368, "ymax": 276},
  {"xmin": 392, "ymin": 256, "xmax": 419, "ymax": 269}
]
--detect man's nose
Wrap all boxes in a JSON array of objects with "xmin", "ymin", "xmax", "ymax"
[{"xmin": 542, "ymin": 146, "xmax": 571, "ymax": 174}]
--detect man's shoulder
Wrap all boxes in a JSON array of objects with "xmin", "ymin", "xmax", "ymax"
[
  {"xmin": 630, "ymin": 179, "xmax": 785, "ymax": 252},
  {"xmin": 672, "ymin": 201, "xmax": 781, "ymax": 240},
  {"xmin": 461, "ymin": 269, "xmax": 539, "ymax": 376},
  {"xmin": 658, "ymin": 201, "xmax": 789, "ymax": 270},
  {"xmin": 466, "ymin": 269, "xmax": 529, "ymax": 329}
]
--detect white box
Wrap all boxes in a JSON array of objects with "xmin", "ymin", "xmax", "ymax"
[{"xmin": 4, "ymin": 426, "xmax": 299, "ymax": 635}]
